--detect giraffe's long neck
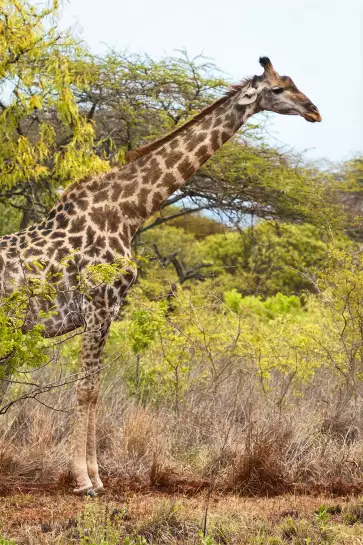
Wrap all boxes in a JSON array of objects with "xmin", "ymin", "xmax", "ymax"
[
  {"xmin": 63, "ymin": 81, "xmax": 260, "ymax": 248},
  {"xmin": 117, "ymin": 82, "xmax": 259, "ymax": 236}
]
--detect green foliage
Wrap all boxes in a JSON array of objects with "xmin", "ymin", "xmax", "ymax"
[
  {"xmin": 165, "ymin": 211, "xmax": 227, "ymax": 239},
  {"xmin": 3, "ymin": 214, "xmax": 359, "ymax": 415},
  {"xmin": 141, "ymin": 224, "xmax": 202, "ymax": 268},
  {"xmin": 0, "ymin": 537, "xmax": 16, "ymax": 545},
  {"xmin": 202, "ymin": 140, "xmax": 341, "ymax": 227},
  {"xmin": 0, "ymin": 255, "xmax": 139, "ymax": 381},
  {"xmin": 0, "ymin": 3, "xmax": 340, "ymax": 234},
  {"xmin": 308, "ymin": 248, "xmax": 363, "ymax": 393},
  {"xmin": 200, "ymin": 222, "xmax": 351, "ymax": 296},
  {"xmin": 109, "ymin": 291, "xmax": 197, "ymax": 407},
  {"xmin": 0, "ymin": 0, "xmax": 108, "ymax": 191},
  {"xmin": 139, "ymin": 220, "xmax": 351, "ymax": 299},
  {"xmin": 0, "ymin": 0, "xmax": 109, "ymax": 230},
  {"xmin": 342, "ymin": 499, "xmax": 363, "ymax": 525},
  {"xmin": 77, "ymin": 50, "xmax": 226, "ymax": 158},
  {"xmin": 280, "ymin": 516, "xmax": 333, "ymax": 544},
  {"xmin": 1, "ymin": 2, "xmax": 361, "ymax": 428},
  {"xmin": 0, "ymin": 286, "xmax": 49, "ymax": 374},
  {"xmin": 108, "ymin": 277, "xmax": 310, "ymax": 407},
  {"xmin": 341, "ymin": 157, "xmax": 363, "ymax": 190},
  {"xmin": 0, "ymin": 203, "xmax": 20, "ymax": 235},
  {"xmin": 198, "ymin": 532, "xmax": 214, "ymax": 545},
  {"xmin": 104, "ymin": 234, "xmax": 363, "ymax": 411},
  {"xmin": 79, "ymin": 255, "xmax": 137, "ymax": 293},
  {"xmin": 128, "ymin": 309, "xmax": 161, "ymax": 355},
  {"xmin": 70, "ymin": 500, "xmax": 127, "ymax": 545},
  {"xmin": 224, "ymin": 290, "xmax": 302, "ymax": 320},
  {"xmin": 121, "ymin": 538, "xmax": 147, "ymax": 545},
  {"xmin": 315, "ymin": 506, "xmax": 331, "ymax": 529}
]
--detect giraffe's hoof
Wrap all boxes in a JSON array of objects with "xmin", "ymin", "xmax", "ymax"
[
  {"xmin": 94, "ymin": 486, "xmax": 105, "ymax": 495},
  {"xmin": 73, "ymin": 486, "xmax": 96, "ymax": 496},
  {"xmin": 86, "ymin": 489, "xmax": 97, "ymax": 497}
]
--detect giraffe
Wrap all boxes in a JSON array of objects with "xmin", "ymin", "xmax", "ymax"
[{"xmin": 0, "ymin": 57, "xmax": 321, "ymax": 495}]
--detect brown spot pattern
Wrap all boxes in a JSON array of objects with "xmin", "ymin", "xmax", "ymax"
[
  {"xmin": 150, "ymin": 166, "xmax": 163, "ymax": 185},
  {"xmin": 90, "ymin": 206, "xmax": 120, "ymax": 233},
  {"xmin": 93, "ymin": 189, "xmax": 109, "ymax": 203},
  {"xmin": 165, "ymin": 151, "xmax": 183, "ymax": 168},
  {"xmin": 122, "ymin": 202, "xmax": 137, "ymax": 219},
  {"xmin": 195, "ymin": 145, "xmax": 208, "ymax": 158},
  {"xmin": 109, "ymin": 236, "xmax": 123, "ymax": 253},
  {"xmin": 122, "ymin": 182, "xmax": 138, "ymax": 199},
  {"xmin": 186, "ymin": 132, "xmax": 206, "ymax": 152},
  {"xmin": 211, "ymin": 129, "xmax": 220, "ymax": 151},
  {"xmin": 69, "ymin": 236, "xmax": 83, "ymax": 249},
  {"xmin": 161, "ymin": 172, "xmax": 177, "ymax": 191},
  {"xmin": 177, "ymin": 158, "xmax": 194, "ymax": 180},
  {"xmin": 70, "ymin": 216, "xmax": 87, "ymax": 233},
  {"xmin": 151, "ymin": 191, "xmax": 163, "ymax": 210},
  {"xmin": 112, "ymin": 185, "xmax": 123, "ymax": 201}
]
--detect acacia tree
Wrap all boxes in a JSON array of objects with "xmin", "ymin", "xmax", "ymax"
[
  {"xmin": 0, "ymin": 0, "xmax": 108, "ymax": 228},
  {"xmin": 73, "ymin": 50, "xmax": 226, "ymax": 159},
  {"xmin": 332, "ymin": 157, "xmax": 363, "ymax": 240},
  {"xmin": 0, "ymin": 0, "xmax": 339, "ymax": 236},
  {"xmin": 72, "ymin": 51, "xmax": 339, "ymax": 231},
  {"xmin": 0, "ymin": 3, "xmax": 358, "ymax": 421}
]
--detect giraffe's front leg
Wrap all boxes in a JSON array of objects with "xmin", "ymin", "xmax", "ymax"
[
  {"xmin": 86, "ymin": 393, "xmax": 104, "ymax": 494},
  {"xmin": 72, "ymin": 321, "xmax": 110, "ymax": 495},
  {"xmin": 72, "ymin": 376, "xmax": 94, "ymax": 494}
]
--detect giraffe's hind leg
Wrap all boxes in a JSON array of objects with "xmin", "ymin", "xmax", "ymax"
[
  {"xmin": 72, "ymin": 319, "xmax": 110, "ymax": 494},
  {"xmin": 86, "ymin": 394, "xmax": 105, "ymax": 494}
]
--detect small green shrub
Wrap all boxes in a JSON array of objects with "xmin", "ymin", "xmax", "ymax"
[
  {"xmin": 280, "ymin": 516, "xmax": 333, "ymax": 545},
  {"xmin": 68, "ymin": 500, "xmax": 126, "ymax": 545},
  {"xmin": 343, "ymin": 500, "xmax": 363, "ymax": 525},
  {"xmin": 0, "ymin": 537, "xmax": 17, "ymax": 545},
  {"xmin": 248, "ymin": 532, "xmax": 285, "ymax": 545},
  {"xmin": 121, "ymin": 537, "xmax": 147, "ymax": 545},
  {"xmin": 136, "ymin": 500, "xmax": 199, "ymax": 542}
]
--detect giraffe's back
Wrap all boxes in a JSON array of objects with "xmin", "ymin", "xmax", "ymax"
[
  {"xmin": 0, "ymin": 218, "xmax": 136, "ymax": 338},
  {"xmin": 0, "ymin": 165, "xmax": 146, "ymax": 338}
]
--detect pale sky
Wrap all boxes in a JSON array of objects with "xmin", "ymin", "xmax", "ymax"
[{"xmin": 60, "ymin": 0, "xmax": 363, "ymax": 164}]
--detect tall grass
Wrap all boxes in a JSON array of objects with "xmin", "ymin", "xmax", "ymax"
[{"xmin": 1, "ymin": 358, "xmax": 363, "ymax": 496}]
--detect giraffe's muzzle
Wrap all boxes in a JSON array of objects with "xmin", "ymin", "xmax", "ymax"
[{"xmin": 303, "ymin": 103, "xmax": 322, "ymax": 123}]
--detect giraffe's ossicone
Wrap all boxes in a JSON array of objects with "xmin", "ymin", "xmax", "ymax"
[{"xmin": 0, "ymin": 57, "xmax": 321, "ymax": 494}]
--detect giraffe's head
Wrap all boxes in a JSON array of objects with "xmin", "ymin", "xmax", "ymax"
[{"xmin": 250, "ymin": 57, "xmax": 321, "ymax": 122}]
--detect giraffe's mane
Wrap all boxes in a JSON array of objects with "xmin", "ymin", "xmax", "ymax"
[{"xmin": 126, "ymin": 78, "xmax": 253, "ymax": 162}]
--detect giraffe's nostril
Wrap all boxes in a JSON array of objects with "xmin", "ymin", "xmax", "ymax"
[
  {"xmin": 305, "ymin": 102, "xmax": 317, "ymax": 112},
  {"xmin": 305, "ymin": 103, "xmax": 321, "ymax": 120},
  {"xmin": 303, "ymin": 102, "xmax": 321, "ymax": 122}
]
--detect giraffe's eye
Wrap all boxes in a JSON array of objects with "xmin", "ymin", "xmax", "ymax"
[{"xmin": 272, "ymin": 87, "xmax": 284, "ymax": 95}]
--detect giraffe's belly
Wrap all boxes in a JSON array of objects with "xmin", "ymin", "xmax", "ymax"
[
  {"xmin": 22, "ymin": 290, "xmax": 84, "ymax": 337},
  {"xmin": 0, "ymin": 235, "xmax": 138, "ymax": 338},
  {"xmin": 33, "ymin": 270, "xmax": 137, "ymax": 338}
]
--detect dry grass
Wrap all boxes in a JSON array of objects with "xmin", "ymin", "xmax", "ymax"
[
  {"xmin": 2, "ymin": 492, "xmax": 363, "ymax": 544},
  {"xmin": 1, "ymin": 364, "xmax": 363, "ymax": 500}
]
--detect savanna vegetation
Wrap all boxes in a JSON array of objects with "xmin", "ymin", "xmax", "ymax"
[{"xmin": 2, "ymin": 1, "xmax": 363, "ymax": 544}]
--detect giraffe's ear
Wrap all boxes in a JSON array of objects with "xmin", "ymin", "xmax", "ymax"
[{"xmin": 237, "ymin": 87, "xmax": 258, "ymax": 106}]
